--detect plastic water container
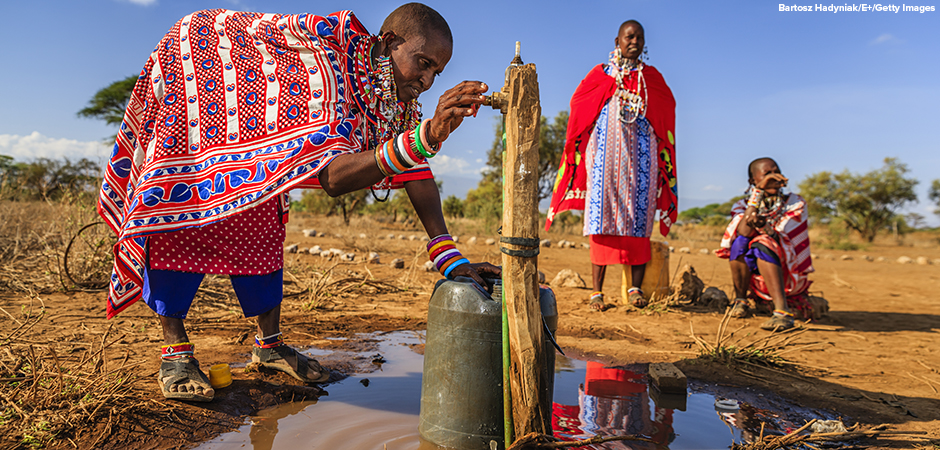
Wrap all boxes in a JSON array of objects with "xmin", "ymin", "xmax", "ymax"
[{"xmin": 419, "ymin": 277, "xmax": 558, "ymax": 450}]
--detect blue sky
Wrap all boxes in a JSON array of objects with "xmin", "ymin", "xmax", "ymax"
[{"xmin": 1, "ymin": 0, "xmax": 938, "ymax": 222}]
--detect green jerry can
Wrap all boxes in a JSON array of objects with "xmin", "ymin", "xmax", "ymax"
[{"xmin": 418, "ymin": 277, "xmax": 558, "ymax": 450}]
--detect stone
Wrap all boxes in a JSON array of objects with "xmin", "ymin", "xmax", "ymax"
[
  {"xmin": 359, "ymin": 233, "xmax": 368, "ymax": 239},
  {"xmin": 335, "ymin": 233, "xmax": 343, "ymax": 239},
  {"xmin": 862, "ymin": 255, "xmax": 873, "ymax": 261},
  {"xmin": 678, "ymin": 247, "xmax": 691, "ymax": 254},
  {"xmin": 876, "ymin": 256, "xmax": 887, "ymax": 262},
  {"xmin": 897, "ymin": 256, "xmax": 913, "ymax": 264},
  {"xmin": 308, "ymin": 245, "xmax": 322, "ymax": 255},
  {"xmin": 669, "ymin": 246, "xmax": 675, "ymax": 253},
  {"xmin": 678, "ymin": 265, "xmax": 704, "ymax": 302},
  {"xmin": 302, "ymin": 229, "xmax": 316, "ymax": 237},
  {"xmin": 316, "ymin": 232, "xmax": 325, "ymax": 237},
  {"xmin": 340, "ymin": 253, "xmax": 355, "ymax": 262},
  {"xmin": 285, "ymin": 244, "xmax": 299, "ymax": 254},
  {"xmin": 698, "ymin": 248, "xmax": 709, "ymax": 254},
  {"xmin": 811, "ymin": 253, "xmax": 818, "ymax": 260},
  {"xmin": 367, "ymin": 252, "xmax": 380, "ymax": 264},
  {"xmin": 299, "ymin": 248, "xmax": 308, "ymax": 254},
  {"xmin": 468, "ymin": 236, "xmax": 478, "ymax": 245},
  {"xmin": 330, "ymin": 248, "xmax": 343, "ymax": 256},
  {"xmin": 423, "ymin": 260, "xmax": 435, "ymax": 272},
  {"xmin": 387, "ymin": 233, "xmax": 396, "ymax": 240},
  {"xmin": 391, "ymin": 258, "xmax": 405, "ymax": 269},
  {"xmin": 453, "ymin": 236, "xmax": 459, "ymax": 243},
  {"xmin": 420, "ymin": 236, "xmax": 430, "ymax": 242},
  {"xmin": 581, "ymin": 243, "xmax": 590, "ymax": 249},
  {"xmin": 550, "ymin": 269, "xmax": 586, "ymax": 288},
  {"xmin": 841, "ymin": 255, "xmax": 853, "ymax": 261},
  {"xmin": 320, "ymin": 251, "xmax": 333, "ymax": 259},
  {"xmin": 485, "ymin": 238, "xmax": 496, "ymax": 245},
  {"xmin": 916, "ymin": 256, "xmax": 931, "ymax": 265},
  {"xmin": 409, "ymin": 235, "xmax": 417, "ymax": 241},
  {"xmin": 648, "ymin": 362, "xmax": 687, "ymax": 394},
  {"xmin": 700, "ymin": 287, "xmax": 729, "ymax": 310},
  {"xmin": 566, "ymin": 241, "xmax": 577, "ymax": 249},
  {"xmin": 540, "ymin": 239, "xmax": 551, "ymax": 248},
  {"xmin": 398, "ymin": 235, "xmax": 406, "ymax": 240}
]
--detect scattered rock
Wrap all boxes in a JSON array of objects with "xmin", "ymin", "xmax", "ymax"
[
  {"xmin": 916, "ymin": 256, "xmax": 931, "ymax": 265},
  {"xmin": 540, "ymin": 239, "xmax": 551, "ymax": 248},
  {"xmin": 330, "ymin": 248, "xmax": 343, "ymax": 256},
  {"xmin": 700, "ymin": 287, "xmax": 729, "ymax": 310},
  {"xmin": 299, "ymin": 248, "xmax": 308, "ymax": 254},
  {"xmin": 876, "ymin": 256, "xmax": 887, "ymax": 262},
  {"xmin": 302, "ymin": 229, "xmax": 316, "ymax": 237},
  {"xmin": 423, "ymin": 261, "xmax": 435, "ymax": 272},
  {"xmin": 334, "ymin": 233, "xmax": 343, "ymax": 239},
  {"xmin": 387, "ymin": 233, "xmax": 396, "ymax": 240},
  {"xmin": 698, "ymin": 248, "xmax": 709, "ymax": 255},
  {"xmin": 340, "ymin": 253, "xmax": 355, "ymax": 262},
  {"xmin": 468, "ymin": 236, "xmax": 478, "ymax": 245},
  {"xmin": 581, "ymin": 243, "xmax": 590, "ymax": 249},
  {"xmin": 420, "ymin": 236, "xmax": 430, "ymax": 242},
  {"xmin": 409, "ymin": 235, "xmax": 417, "ymax": 241},
  {"xmin": 897, "ymin": 256, "xmax": 913, "ymax": 264},
  {"xmin": 316, "ymin": 232, "xmax": 325, "ymax": 238},
  {"xmin": 359, "ymin": 233, "xmax": 368, "ymax": 239},
  {"xmin": 550, "ymin": 269, "xmax": 586, "ymax": 288},
  {"xmin": 566, "ymin": 241, "xmax": 577, "ymax": 249},
  {"xmin": 398, "ymin": 235, "xmax": 406, "ymax": 240},
  {"xmin": 485, "ymin": 238, "xmax": 496, "ymax": 245},
  {"xmin": 391, "ymin": 258, "xmax": 405, "ymax": 269},
  {"xmin": 862, "ymin": 255, "xmax": 873, "ymax": 261},
  {"xmin": 453, "ymin": 236, "xmax": 459, "ymax": 243},
  {"xmin": 285, "ymin": 244, "xmax": 299, "ymax": 254},
  {"xmin": 367, "ymin": 252, "xmax": 380, "ymax": 264},
  {"xmin": 308, "ymin": 245, "xmax": 322, "ymax": 255},
  {"xmin": 678, "ymin": 247, "xmax": 691, "ymax": 254},
  {"xmin": 811, "ymin": 253, "xmax": 818, "ymax": 260},
  {"xmin": 841, "ymin": 255, "xmax": 853, "ymax": 261},
  {"xmin": 319, "ymin": 251, "xmax": 333, "ymax": 259},
  {"xmin": 669, "ymin": 246, "xmax": 675, "ymax": 253},
  {"xmin": 677, "ymin": 265, "xmax": 704, "ymax": 303}
]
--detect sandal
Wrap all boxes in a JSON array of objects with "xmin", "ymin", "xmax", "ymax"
[
  {"xmin": 158, "ymin": 357, "xmax": 214, "ymax": 402},
  {"xmin": 628, "ymin": 287, "xmax": 648, "ymax": 308},
  {"xmin": 760, "ymin": 310, "xmax": 795, "ymax": 331},
  {"xmin": 252, "ymin": 344, "xmax": 330, "ymax": 383},
  {"xmin": 730, "ymin": 298, "xmax": 749, "ymax": 318},
  {"xmin": 589, "ymin": 292, "xmax": 606, "ymax": 311}
]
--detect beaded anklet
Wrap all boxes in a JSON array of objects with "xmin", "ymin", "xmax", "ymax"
[
  {"xmin": 254, "ymin": 332, "xmax": 285, "ymax": 349},
  {"xmin": 772, "ymin": 309, "xmax": 794, "ymax": 317},
  {"xmin": 161, "ymin": 342, "xmax": 194, "ymax": 360},
  {"xmin": 427, "ymin": 234, "xmax": 469, "ymax": 278}
]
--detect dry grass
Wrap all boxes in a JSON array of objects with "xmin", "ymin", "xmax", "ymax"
[{"xmin": 0, "ymin": 297, "xmax": 150, "ymax": 449}]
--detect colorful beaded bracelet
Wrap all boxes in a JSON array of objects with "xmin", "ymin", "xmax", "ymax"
[
  {"xmin": 427, "ymin": 234, "xmax": 469, "ymax": 278},
  {"xmin": 747, "ymin": 188, "xmax": 764, "ymax": 209}
]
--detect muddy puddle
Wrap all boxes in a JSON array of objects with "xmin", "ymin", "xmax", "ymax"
[{"xmin": 197, "ymin": 331, "xmax": 837, "ymax": 449}]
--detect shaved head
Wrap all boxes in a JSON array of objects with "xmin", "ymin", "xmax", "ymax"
[
  {"xmin": 381, "ymin": 3, "xmax": 452, "ymax": 44},
  {"xmin": 748, "ymin": 157, "xmax": 779, "ymax": 180},
  {"xmin": 619, "ymin": 19, "xmax": 644, "ymax": 35}
]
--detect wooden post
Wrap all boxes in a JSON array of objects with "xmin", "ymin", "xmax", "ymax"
[{"xmin": 500, "ymin": 63, "xmax": 548, "ymax": 438}]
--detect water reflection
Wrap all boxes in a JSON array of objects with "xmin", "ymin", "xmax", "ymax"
[{"xmin": 553, "ymin": 362, "xmax": 675, "ymax": 449}]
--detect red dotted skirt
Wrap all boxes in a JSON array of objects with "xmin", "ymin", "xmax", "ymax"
[{"xmin": 148, "ymin": 199, "xmax": 285, "ymax": 275}]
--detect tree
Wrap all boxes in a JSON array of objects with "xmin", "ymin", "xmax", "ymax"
[
  {"xmin": 481, "ymin": 112, "xmax": 568, "ymax": 203},
  {"xmin": 798, "ymin": 158, "xmax": 918, "ymax": 242},
  {"xmin": 442, "ymin": 195, "xmax": 464, "ymax": 219},
  {"xmin": 78, "ymin": 75, "xmax": 139, "ymax": 140},
  {"xmin": 677, "ymin": 195, "xmax": 744, "ymax": 224},
  {"xmin": 298, "ymin": 189, "xmax": 369, "ymax": 225},
  {"xmin": 929, "ymin": 179, "xmax": 940, "ymax": 217}
]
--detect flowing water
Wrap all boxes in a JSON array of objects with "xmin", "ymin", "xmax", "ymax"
[{"xmin": 196, "ymin": 331, "xmax": 834, "ymax": 450}]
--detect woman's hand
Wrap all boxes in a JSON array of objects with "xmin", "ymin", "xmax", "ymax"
[
  {"xmin": 755, "ymin": 173, "xmax": 788, "ymax": 191},
  {"xmin": 425, "ymin": 81, "xmax": 488, "ymax": 147},
  {"xmin": 448, "ymin": 261, "xmax": 501, "ymax": 287}
]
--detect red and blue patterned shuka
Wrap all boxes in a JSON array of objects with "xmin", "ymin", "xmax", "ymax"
[{"xmin": 98, "ymin": 9, "xmax": 431, "ymax": 318}]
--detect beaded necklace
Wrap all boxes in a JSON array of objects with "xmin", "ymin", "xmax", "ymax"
[
  {"xmin": 609, "ymin": 49, "xmax": 647, "ymax": 124},
  {"xmin": 350, "ymin": 35, "xmax": 422, "ymax": 152}
]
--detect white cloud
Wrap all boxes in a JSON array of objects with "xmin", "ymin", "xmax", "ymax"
[
  {"xmin": 427, "ymin": 154, "xmax": 485, "ymax": 176},
  {"xmin": 702, "ymin": 185, "xmax": 723, "ymax": 192},
  {"xmin": 870, "ymin": 33, "xmax": 902, "ymax": 45},
  {"xmin": 0, "ymin": 132, "xmax": 110, "ymax": 162}
]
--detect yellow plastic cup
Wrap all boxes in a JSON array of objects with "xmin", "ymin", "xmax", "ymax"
[{"xmin": 209, "ymin": 363, "xmax": 233, "ymax": 389}]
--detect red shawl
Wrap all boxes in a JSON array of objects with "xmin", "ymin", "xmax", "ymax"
[{"xmin": 545, "ymin": 64, "xmax": 676, "ymax": 236}]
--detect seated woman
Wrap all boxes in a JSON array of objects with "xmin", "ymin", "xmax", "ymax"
[{"xmin": 715, "ymin": 158, "xmax": 814, "ymax": 330}]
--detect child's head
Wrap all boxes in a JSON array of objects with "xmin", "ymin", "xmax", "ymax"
[
  {"xmin": 748, "ymin": 157, "xmax": 783, "ymax": 193},
  {"xmin": 380, "ymin": 3, "xmax": 453, "ymax": 103}
]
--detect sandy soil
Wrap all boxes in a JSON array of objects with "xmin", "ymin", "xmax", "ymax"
[{"xmin": 1, "ymin": 213, "xmax": 938, "ymax": 449}]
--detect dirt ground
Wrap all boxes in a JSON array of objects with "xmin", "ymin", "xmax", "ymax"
[{"xmin": 1, "ymin": 212, "xmax": 939, "ymax": 449}]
